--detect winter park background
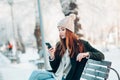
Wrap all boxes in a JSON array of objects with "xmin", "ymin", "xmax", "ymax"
[{"xmin": 0, "ymin": 0, "xmax": 120, "ymax": 80}]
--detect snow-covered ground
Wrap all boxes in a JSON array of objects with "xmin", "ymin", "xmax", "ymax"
[
  {"xmin": 18, "ymin": 47, "xmax": 40, "ymax": 63},
  {"xmin": 0, "ymin": 52, "xmax": 10, "ymax": 66},
  {"xmin": 102, "ymin": 46, "xmax": 120, "ymax": 80},
  {"xmin": 0, "ymin": 48, "xmax": 39, "ymax": 80},
  {"xmin": 0, "ymin": 64, "xmax": 36, "ymax": 80},
  {"xmin": 0, "ymin": 46, "xmax": 120, "ymax": 80}
]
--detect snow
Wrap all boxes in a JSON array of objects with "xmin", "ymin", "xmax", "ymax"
[
  {"xmin": 0, "ymin": 48, "xmax": 38, "ymax": 80},
  {"xmin": 19, "ymin": 47, "xmax": 40, "ymax": 63},
  {"xmin": 103, "ymin": 46, "xmax": 120, "ymax": 80},
  {"xmin": 0, "ymin": 65, "xmax": 36, "ymax": 80},
  {"xmin": 0, "ymin": 45, "xmax": 120, "ymax": 80},
  {"xmin": 0, "ymin": 52, "xmax": 10, "ymax": 66}
]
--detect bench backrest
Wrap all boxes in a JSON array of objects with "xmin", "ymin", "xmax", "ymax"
[{"xmin": 81, "ymin": 59, "xmax": 112, "ymax": 80}]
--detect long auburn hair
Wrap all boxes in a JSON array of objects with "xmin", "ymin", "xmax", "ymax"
[{"xmin": 59, "ymin": 29, "xmax": 84, "ymax": 57}]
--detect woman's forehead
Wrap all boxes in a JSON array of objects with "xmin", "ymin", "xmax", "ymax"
[{"xmin": 58, "ymin": 26, "xmax": 66, "ymax": 29}]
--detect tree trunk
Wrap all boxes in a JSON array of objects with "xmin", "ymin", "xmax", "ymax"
[
  {"xmin": 16, "ymin": 26, "xmax": 25, "ymax": 53},
  {"xmin": 34, "ymin": 23, "xmax": 42, "ymax": 53}
]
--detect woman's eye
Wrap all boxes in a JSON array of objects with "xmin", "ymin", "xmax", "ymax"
[{"xmin": 61, "ymin": 28, "xmax": 65, "ymax": 31}]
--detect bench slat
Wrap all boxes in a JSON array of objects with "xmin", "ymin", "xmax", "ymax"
[
  {"xmin": 85, "ymin": 64, "xmax": 110, "ymax": 73},
  {"xmin": 81, "ymin": 74, "xmax": 103, "ymax": 80},
  {"xmin": 87, "ymin": 59, "xmax": 111, "ymax": 67},
  {"xmin": 83, "ymin": 69, "xmax": 108, "ymax": 78}
]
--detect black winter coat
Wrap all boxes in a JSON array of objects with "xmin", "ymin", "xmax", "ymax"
[{"xmin": 49, "ymin": 39, "xmax": 104, "ymax": 80}]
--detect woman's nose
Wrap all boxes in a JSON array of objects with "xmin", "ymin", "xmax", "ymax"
[{"xmin": 59, "ymin": 31, "xmax": 62, "ymax": 34}]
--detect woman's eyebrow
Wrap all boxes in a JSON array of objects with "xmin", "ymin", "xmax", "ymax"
[{"xmin": 61, "ymin": 27, "xmax": 65, "ymax": 29}]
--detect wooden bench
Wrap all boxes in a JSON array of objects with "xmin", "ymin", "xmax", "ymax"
[
  {"xmin": 35, "ymin": 60, "xmax": 44, "ymax": 69},
  {"xmin": 80, "ymin": 59, "xmax": 120, "ymax": 80},
  {"xmin": 29, "ymin": 59, "xmax": 44, "ymax": 69}
]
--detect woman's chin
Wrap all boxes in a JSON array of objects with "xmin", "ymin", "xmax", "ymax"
[{"xmin": 61, "ymin": 37, "xmax": 65, "ymax": 39}]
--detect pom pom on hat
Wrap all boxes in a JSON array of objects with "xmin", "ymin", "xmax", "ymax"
[{"xmin": 58, "ymin": 14, "xmax": 76, "ymax": 32}]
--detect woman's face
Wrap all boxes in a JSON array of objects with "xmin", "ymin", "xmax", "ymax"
[{"xmin": 58, "ymin": 26, "xmax": 66, "ymax": 39}]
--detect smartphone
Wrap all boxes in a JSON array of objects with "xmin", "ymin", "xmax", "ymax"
[{"xmin": 45, "ymin": 42, "xmax": 52, "ymax": 49}]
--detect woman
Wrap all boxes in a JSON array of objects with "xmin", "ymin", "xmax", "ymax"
[{"xmin": 29, "ymin": 14, "xmax": 104, "ymax": 80}]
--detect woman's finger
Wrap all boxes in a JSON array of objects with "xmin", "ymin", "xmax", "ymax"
[
  {"xmin": 49, "ymin": 48, "xmax": 53, "ymax": 51},
  {"xmin": 76, "ymin": 54, "xmax": 79, "ymax": 61},
  {"xmin": 77, "ymin": 53, "xmax": 84, "ymax": 62},
  {"xmin": 78, "ymin": 55, "xmax": 82, "ymax": 62},
  {"xmin": 77, "ymin": 53, "xmax": 81, "ymax": 61}
]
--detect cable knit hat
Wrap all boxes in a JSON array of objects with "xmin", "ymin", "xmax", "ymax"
[{"xmin": 58, "ymin": 14, "xmax": 76, "ymax": 32}]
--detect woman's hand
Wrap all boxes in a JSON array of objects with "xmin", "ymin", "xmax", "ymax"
[
  {"xmin": 76, "ymin": 52, "xmax": 89, "ymax": 62},
  {"xmin": 48, "ymin": 48, "xmax": 55, "ymax": 59}
]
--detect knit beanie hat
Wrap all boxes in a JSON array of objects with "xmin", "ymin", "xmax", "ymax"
[{"xmin": 58, "ymin": 14, "xmax": 76, "ymax": 32}]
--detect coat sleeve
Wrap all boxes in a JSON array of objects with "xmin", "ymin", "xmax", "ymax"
[
  {"xmin": 49, "ymin": 42, "xmax": 61, "ymax": 73},
  {"xmin": 84, "ymin": 41, "xmax": 105, "ymax": 61}
]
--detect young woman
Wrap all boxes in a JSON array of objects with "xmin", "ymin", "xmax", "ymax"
[{"xmin": 29, "ymin": 14, "xmax": 104, "ymax": 80}]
